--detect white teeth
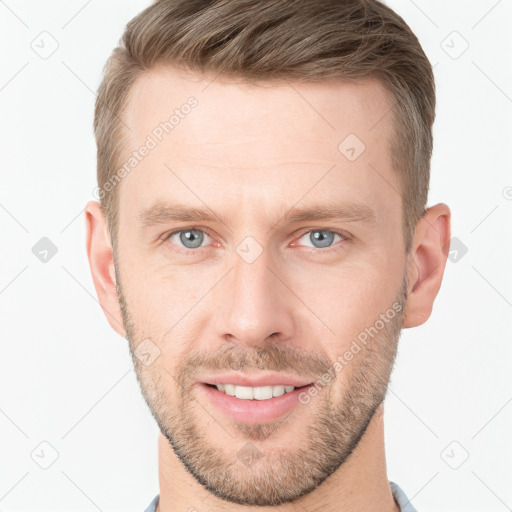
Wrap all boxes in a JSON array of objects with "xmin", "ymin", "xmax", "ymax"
[
  {"xmin": 273, "ymin": 385, "xmax": 285, "ymax": 397},
  {"xmin": 235, "ymin": 386, "xmax": 254, "ymax": 400},
  {"xmin": 214, "ymin": 384, "xmax": 297, "ymax": 400},
  {"xmin": 224, "ymin": 384, "xmax": 236, "ymax": 396},
  {"xmin": 253, "ymin": 386, "xmax": 273, "ymax": 400}
]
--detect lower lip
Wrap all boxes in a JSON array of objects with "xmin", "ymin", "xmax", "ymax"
[{"xmin": 198, "ymin": 383, "xmax": 314, "ymax": 424}]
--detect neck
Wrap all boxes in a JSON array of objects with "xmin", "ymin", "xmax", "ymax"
[{"xmin": 156, "ymin": 403, "xmax": 399, "ymax": 512}]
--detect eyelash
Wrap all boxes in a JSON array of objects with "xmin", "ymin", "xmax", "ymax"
[{"xmin": 162, "ymin": 227, "xmax": 350, "ymax": 255}]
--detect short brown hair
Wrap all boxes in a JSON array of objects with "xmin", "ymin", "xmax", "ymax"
[{"xmin": 94, "ymin": 0, "xmax": 435, "ymax": 254}]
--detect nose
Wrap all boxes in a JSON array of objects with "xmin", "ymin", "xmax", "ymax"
[{"xmin": 216, "ymin": 245, "xmax": 296, "ymax": 348}]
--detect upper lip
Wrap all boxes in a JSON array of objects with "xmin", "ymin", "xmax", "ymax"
[{"xmin": 200, "ymin": 372, "xmax": 314, "ymax": 388}]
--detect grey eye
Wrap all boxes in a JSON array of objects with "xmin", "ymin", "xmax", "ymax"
[
  {"xmin": 299, "ymin": 230, "xmax": 341, "ymax": 249},
  {"xmin": 170, "ymin": 229, "xmax": 207, "ymax": 249}
]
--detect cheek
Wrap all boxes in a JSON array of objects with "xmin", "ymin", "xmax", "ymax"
[
  {"xmin": 120, "ymin": 256, "xmax": 210, "ymax": 323},
  {"xmin": 295, "ymin": 258, "xmax": 400, "ymax": 349}
]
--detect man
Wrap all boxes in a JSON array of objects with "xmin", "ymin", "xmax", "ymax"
[{"xmin": 85, "ymin": 0, "xmax": 451, "ymax": 510}]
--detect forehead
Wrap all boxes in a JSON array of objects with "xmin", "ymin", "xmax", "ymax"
[
  {"xmin": 118, "ymin": 65, "xmax": 400, "ymax": 225},
  {"xmin": 123, "ymin": 65, "xmax": 395, "ymax": 153}
]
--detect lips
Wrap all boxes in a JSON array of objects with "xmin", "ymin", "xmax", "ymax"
[{"xmin": 198, "ymin": 381, "xmax": 315, "ymax": 424}]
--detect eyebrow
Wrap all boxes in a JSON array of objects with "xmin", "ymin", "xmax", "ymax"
[
  {"xmin": 283, "ymin": 202, "xmax": 376, "ymax": 224},
  {"xmin": 136, "ymin": 201, "xmax": 376, "ymax": 228}
]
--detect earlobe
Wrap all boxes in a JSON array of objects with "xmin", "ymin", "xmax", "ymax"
[
  {"xmin": 402, "ymin": 203, "xmax": 451, "ymax": 328},
  {"xmin": 85, "ymin": 200, "xmax": 126, "ymax": 337}
]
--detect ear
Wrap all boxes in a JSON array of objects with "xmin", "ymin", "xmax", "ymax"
[
  {"xmin": 85, "ymin": 200, "xmax": 126, "ymax": 337},
  {"xmin": 403, "ymin": 203, "xmax": 451, "ymax": 328}
]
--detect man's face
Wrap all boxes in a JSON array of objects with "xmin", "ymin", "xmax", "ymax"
[{"xmin": 114, "ymin": 67, "xmax": 408, "ymax": 506}]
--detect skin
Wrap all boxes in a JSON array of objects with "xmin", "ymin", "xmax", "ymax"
[{"xmin": 85, "ymin": 66, "xmax": 451, "ymax": 512}]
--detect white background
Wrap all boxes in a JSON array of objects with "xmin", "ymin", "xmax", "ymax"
[{"xmin": 0, "ymin": 1, "xmax": 511, "ymax": 511}]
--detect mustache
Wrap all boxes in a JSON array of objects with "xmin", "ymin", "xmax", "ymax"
[{"xmin": 179, "ymin": 343, "xmax": 332, "ymax": 383}]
